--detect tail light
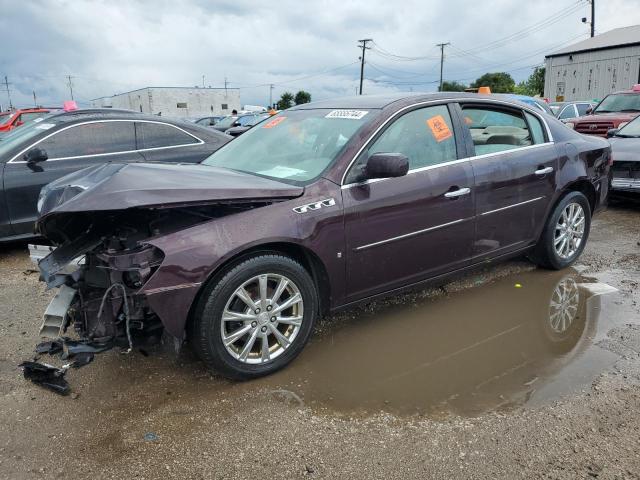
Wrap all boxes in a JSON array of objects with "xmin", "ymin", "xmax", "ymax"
[{"xmin": 607, "ymin": 152, "xmax": 613, "ymax": 166}]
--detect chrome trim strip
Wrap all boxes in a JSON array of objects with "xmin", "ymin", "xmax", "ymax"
[
  {"xmin": 340, "ymin": 97, "xmax": 554, "ymax": 186},
  {"xmin": 354, "ymin": 217, "xmax": 471, "ymax": 251},
  {"xmin": 341, "ymin": 143, "xmax": 554, "ymax": 190},
  {"xmin": 144, "ymin": 282, "xmax": 202, "ymax": 295},
  {"xmin": 479, "ymin": 196, "xmax": 545, "ymax": 216},
  {"xmin": 8, "ymin": 119, "xmax": 205, "ymax": 164}
]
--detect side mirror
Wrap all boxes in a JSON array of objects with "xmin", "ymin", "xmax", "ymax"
[
  {"xmin": 365, "ymin": 153, "xmax": 409, "ymax": 180},
  {"xmin": 606, "ymin": 128, "xmax": 619, "ymax": 138},
  {"xmin": 586, "ymin": 106, "xmax": 593, "ymax": 115},
  {"xmin": 24, "ymin": 147, "xmax": 48, "ymax": 165},
  {"xmin": 232, "ymin": 121, "xmax": 241, "ymax": 127}
]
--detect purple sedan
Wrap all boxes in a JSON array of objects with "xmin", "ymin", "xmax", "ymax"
[{"xmin": 34, "ymin": 92, "xmax": 611, "ymax": 380}]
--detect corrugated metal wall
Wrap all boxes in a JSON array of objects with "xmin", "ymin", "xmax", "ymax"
[{"xmin": 544, "ymin": 45, "xmax": 640, "ymax": 101}]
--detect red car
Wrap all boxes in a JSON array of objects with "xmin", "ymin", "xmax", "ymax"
[
  {"xmin": 565, "ymin": 85, "xmax": 640, "ymax": 137},
  {"xmin": 0, "ymin": 108, "xmax": 50, "ymax": 134}
]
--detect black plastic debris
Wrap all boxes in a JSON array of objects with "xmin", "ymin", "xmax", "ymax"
[
  {"xmin": 69, "ymin": 352, "xmax": 94, "ymax": 369},
  {"xmin": 35, "ymin": 339, "xmax": 63, "ymax": 355},
  {"xmin": 19, "ymin": 361, "xmax": 70, "ymax": 396},
  {"xmin": 61, "ymin": 339, "xmax": 111, "ymax": 360}
]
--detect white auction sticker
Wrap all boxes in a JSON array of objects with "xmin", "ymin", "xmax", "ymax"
[
  {"xmin": 35, "ymin": 123, "xmax": 55, "ymax": 130},
  {"xmin": 325, "ymin": 110, "xmax": 368, "ymax": 120}
]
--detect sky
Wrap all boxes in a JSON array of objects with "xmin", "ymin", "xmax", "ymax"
[{"xmin": 1, "ymin": 0, "xmax": 639, "ymax": 110}]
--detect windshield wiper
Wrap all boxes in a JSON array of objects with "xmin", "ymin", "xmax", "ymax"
[
  {"xmin": 594, "ymin": 110, "xmax": 611, "ymax": 113},
  {"xmin": 615, "ymin": 134, "xmax": 640, "ymax": 138},
  {"xmin": 619, "ymin": 109, "xmax": 640, "ymax": 112}
]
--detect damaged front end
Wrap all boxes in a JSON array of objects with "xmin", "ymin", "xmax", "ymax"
[
  {"xmin": 36, "ymin": 204, "xmax": 257, "ymax": 350},
  {"xmin": 28, "ymin": 162, "xmax": 304, "ymax": 380}
]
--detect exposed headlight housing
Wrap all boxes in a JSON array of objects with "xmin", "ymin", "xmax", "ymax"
[
  {"xmin": 565, "ymin": 122, "xmax": 575, "ymax": 130},
  {"xmin": 617, "ymin": 122, "xmax": 628, "ymax": 129}
]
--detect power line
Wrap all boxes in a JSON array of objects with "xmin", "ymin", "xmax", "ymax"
[{"xmin": 357, "ymin": 38, "xmax": 373, "ymax": 95}]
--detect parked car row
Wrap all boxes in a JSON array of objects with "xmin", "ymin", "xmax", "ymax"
[
  {"xmin": 0, "ymin": 109, "xmax": 230, "ymax": 241},
  {"xmin": 30, "ymin": 92, "xmax": 611, "ymax": 380}
]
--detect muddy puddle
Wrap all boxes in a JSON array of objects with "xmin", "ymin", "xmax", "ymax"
[
  {"xmin": 236, "ymin": 268, "xmax": 625, "ymax": 417},
  {"xmin": 38, "ymin": 268, "xmax": 629, "ymax": 421}
]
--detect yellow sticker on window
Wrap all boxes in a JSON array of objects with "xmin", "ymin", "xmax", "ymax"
[{"xmin": 426, "ymin": 115, "xmax": 453, "ymax": 142}]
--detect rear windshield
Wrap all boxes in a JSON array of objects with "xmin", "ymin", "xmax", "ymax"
[{"xmin": 594, "ymin": 94, "xmax": 640, "ymax": 113}]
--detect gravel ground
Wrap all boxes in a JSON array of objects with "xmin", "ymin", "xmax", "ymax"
[{"xmin": 0, "ymin": 203, "xmax": 639, "ymax": 479}]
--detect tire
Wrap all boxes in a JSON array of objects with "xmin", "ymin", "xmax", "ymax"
[
  {"xmin": 530, "ymin": 191, "xmax": 591, "ymax": 270},
  {"xmin": 190, "ymin": 254, "xmax": 318, "ymax": 380}
]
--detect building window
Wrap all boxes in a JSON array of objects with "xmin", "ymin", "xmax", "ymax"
[
  {"xmin": 176, "ymin": 102, "xmax": 188, "ymax": 108},
  {"xmin": 221, "ymin": 103, "xmax": 228, "ymax": 110}
]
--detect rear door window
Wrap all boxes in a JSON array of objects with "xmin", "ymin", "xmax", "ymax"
[
  {"xmin": 36, "ymin": 121, "xmax": 136, "ymax": 159},
  {"xmin": 524, "ymin": 112, "xmax": 547, "ymax": 144},
  {"xmin": 136, "ymin": 122, "xmax": 199, "ymax": 149},
  {"xmin": 461, "ymin": 106, "xmax": 533, "ymax": 155}
]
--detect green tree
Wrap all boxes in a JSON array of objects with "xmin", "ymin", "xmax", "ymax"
[
  {"xmin": 471, "ymin": 72, "xmax": 515, "ymax": 93},
  {"xmin": 514, "ymin": 66, "xmax": 546, "ymax": 97},
  {"xmin": 440, "ymin": 81, "xmax": 467, "ymax": 92},
  {"xmin": 276, "ymin": 92, "xmax": 294, "ymax": 110},
  {"xmin": 294, "ymin": 90, "xmax": 312, "ymax": 105}
]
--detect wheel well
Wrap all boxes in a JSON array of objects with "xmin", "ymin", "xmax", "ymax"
[
  {"xmin": 188, "ymin": 242, "xmax": 332, "ymax": 326},
  {"xmin": 565, "ymin": 180, "xmax": 597, "ymax": 214}
]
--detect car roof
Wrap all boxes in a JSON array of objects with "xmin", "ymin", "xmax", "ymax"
[{"xmin": 289, "ymin": 92, "xmax": 544, "ymax": 111}]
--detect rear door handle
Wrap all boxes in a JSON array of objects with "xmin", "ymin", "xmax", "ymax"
[
  {"xmin": 535, "ymin": 166, "xmax": 554, "ymax": 175},
  {"xmin": 444, "ymin": 187, "xmax": 471, "ymax": 198}
]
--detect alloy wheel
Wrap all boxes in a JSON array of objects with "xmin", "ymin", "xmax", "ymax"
[
  {"xmin": 554, "ymin": 202, "xmax": 585, "ymax": 259},
  {"xmin": 220, "ymin": 273, "xmax": 304, "ymax": 364}
]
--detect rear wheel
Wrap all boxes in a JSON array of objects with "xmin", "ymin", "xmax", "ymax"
[
  {"xmin": 530, "ymin": 191, "xmax": 591, "ymax": 270},
  {"xmin": 190, "ymin": 254, "xmax": 317, "ymax": 380}
]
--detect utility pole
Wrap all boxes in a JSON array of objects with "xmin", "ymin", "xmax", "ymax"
[
  {"xmin": 436, "ymin": 42, "xmax": 450, "ymax": 92},
  {"xmin": 224, "ymin": 76, "xmax": 228, "ymax": 98},
  {"xmin": 33, "ymin": 90, "xmax": 37, "ymax": 107},
  {"xmin": 357, "ymin": 38, "xmax": 372, "ymax": 95},
  {"xmin": 66, "ymin": 75, "xmax": 74, "ymax": 100},
  {"xmin": 202, "ymin": 75, "xmax": 205, "ymax": 88},
  {"xmin": 582, "ymin": 0, "xmax": 595, "ymax": 37},
  {"xmin": 269, "ymin": 84, "xmax": 274, "ymax": 108},
  {"xmin": 3, "ymin": 76, "xmax": 12, "ymax": 110}
]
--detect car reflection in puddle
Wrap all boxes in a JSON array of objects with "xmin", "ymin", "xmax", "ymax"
[{"xmin": 245, "ymin": 268, "xmax": 620, "ymax": 417}]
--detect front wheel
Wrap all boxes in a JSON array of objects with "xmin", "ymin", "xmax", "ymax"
[
  {"xmin": 530, "ymin": 191, "xmax": 591, "ymax": 270},
  {"xmin": 190, "ymin": 254, "xmax": 318, "ymax": 380}
]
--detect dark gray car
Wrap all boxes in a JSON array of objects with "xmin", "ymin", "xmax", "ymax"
[{"xmin": 0, "ymin": 109, "xmax": 231, "ymax": 241}]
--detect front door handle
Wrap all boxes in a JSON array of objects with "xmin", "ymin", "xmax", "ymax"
[
  {"xmin": 444, "ymin": 187, "xmax": 471, "ymax": 198},
  {"xmin": 535, "ymin": 166, "xmax": 554, "ymax": 175}
]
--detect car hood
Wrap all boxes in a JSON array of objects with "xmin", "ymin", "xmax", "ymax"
[
  {"xmin": 37, "ymin": 162, "xmax": 304, "ymax": 218},
  {"xmin": 609, "ymin": 137, "xmax": 640, "ymax": 162},
  {"xmin": 574, "ymin": 112, "xmax": 639, "ymax": 123}
]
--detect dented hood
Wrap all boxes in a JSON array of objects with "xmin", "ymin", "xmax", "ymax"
[{"xmin": 38, "ymin": 162, "xmax": 304, "ymax": 218}]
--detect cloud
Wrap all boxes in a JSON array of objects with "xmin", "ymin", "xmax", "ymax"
[{"xmin": 1, "ymin": 0, "xmax": 638, "ymax": 109}]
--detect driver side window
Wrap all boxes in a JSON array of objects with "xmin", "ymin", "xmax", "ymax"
[{"xmin": 346, "ymin": 104, "xmax": 457, "ymax": 182}]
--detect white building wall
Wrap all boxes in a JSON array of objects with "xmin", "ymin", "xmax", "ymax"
[
  {"xmin": 544, "ymin": 45, "xmax": 640, "ymax": 102},
  {"xmin": 92, "ymin": 88, "xmax": 241, "ymax": 118}
]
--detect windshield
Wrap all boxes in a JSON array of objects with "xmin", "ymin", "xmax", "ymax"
[
  {"xmin": 0, "ymin": 116, "xmax": 59, "ymax": 158},
  {"xmin": 594, "ymin": 93, "xmax": 640, "ymax": 113},
  {"xmin": 617, "ymin": 115, "xmax": 640, "ymax": 137},
  {"xmin": 202, "ymin": 108, "xmax": 375, "ymax": 183},
  {"xmin": 216, "ymin": 116, "xmax": 238, "ymax": 129}
]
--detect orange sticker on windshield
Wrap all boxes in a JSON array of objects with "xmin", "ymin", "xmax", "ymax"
[
  {"xmin": 263, "ymin": 116, "xmax": 287, "ymax": 128},
  {"xmin": 426, "ymin": 115, "xmax": 453, "ymax": 142}
]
